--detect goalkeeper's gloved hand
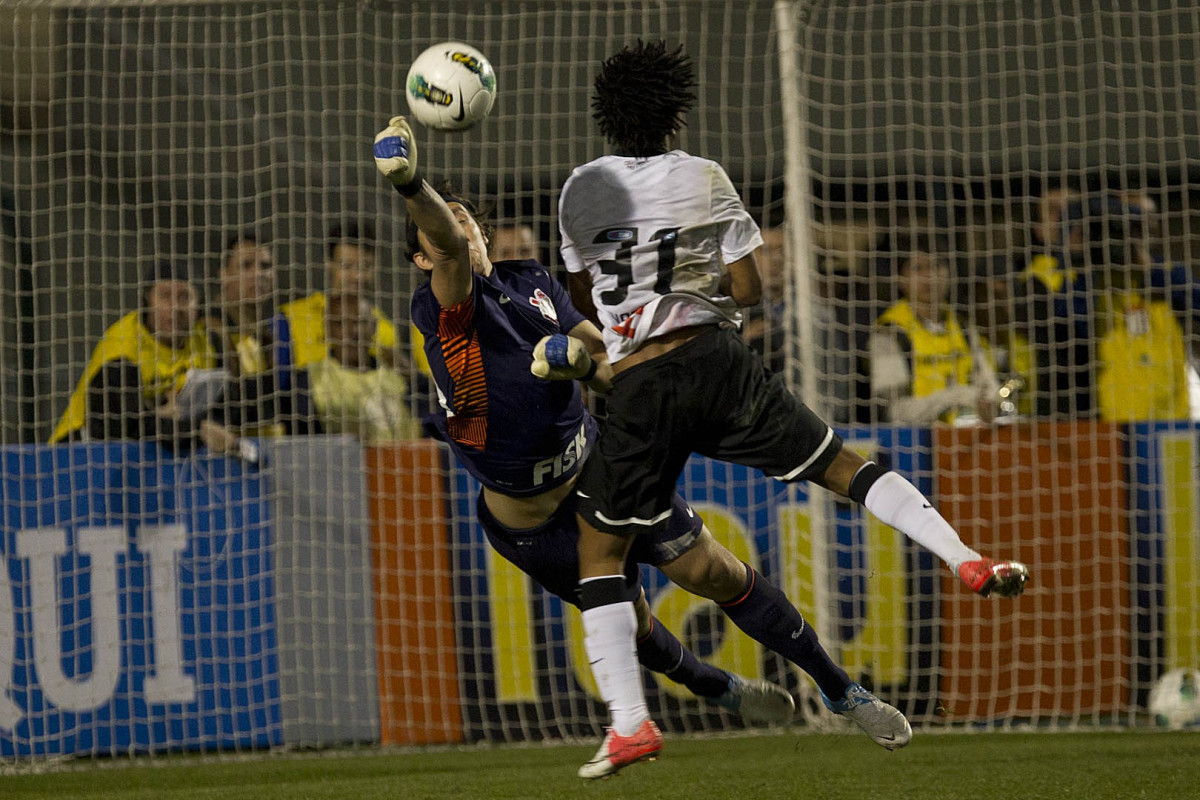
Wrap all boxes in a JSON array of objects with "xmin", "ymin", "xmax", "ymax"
[
  {"xmin": 531, "ymin": 334, "xmax": 598, "ymax": 382},
  {"xmin": 373, "ymin": 115, "xmax": 419, "ymax": 187}
]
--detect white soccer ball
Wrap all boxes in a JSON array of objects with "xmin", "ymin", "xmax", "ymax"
[
  {"xmin": 405, "ymin": 42, "xmax": 497, "ymax": 131},
  {"xmin": 1148, "ymin": 667, "xmax": 1200, "ymax": 729}
]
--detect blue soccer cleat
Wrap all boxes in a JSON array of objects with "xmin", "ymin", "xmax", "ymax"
[
  {"xmin": 821, "ymin": 683, "xmax": 912, "ymax": 751},
  {"xmin": 714, "ymin": 673, "xmax": 795, "ymax": 724}
]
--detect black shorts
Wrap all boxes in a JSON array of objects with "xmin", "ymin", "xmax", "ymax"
[
  {"xmin": 575, "ymin": 326, "xmax": 842, "ymax": 536},
  {"xmin": 476, "ymin": 487, "xmax": 703, "ymax": 605}
]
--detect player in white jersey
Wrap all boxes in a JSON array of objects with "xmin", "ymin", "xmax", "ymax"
[
  {"xmin": 554, "ymin": 40, "xmax": 1030, "ymax": 779},
  {"xmin": 558, "ymin": 152, "xmax": 759, "ymax": 362}
]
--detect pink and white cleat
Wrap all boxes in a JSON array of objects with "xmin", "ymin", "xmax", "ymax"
[
  {"xmin": 958, "ymin": 558, "xmax": 1030, "ymax": 598},
  {"xmin": 578, "ymin": 719, "xmax": 663, "ymax": 779}
]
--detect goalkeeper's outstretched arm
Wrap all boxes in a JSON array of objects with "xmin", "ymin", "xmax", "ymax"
[{"xmin": 373, "ymin": 115, "xmax": 472, "ymax": 307}]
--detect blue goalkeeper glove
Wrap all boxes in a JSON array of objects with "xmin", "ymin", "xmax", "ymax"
[
  {"xmin": 531, "ymin": 334, "xmax": 597, "ymax": 381},
  {"xmin": 373, "ymin": 115, "xmax": 419, "ymax": 187}
]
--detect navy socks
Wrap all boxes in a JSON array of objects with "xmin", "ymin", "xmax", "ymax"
[
  {"xmin": 635, "ymin": 615, "xmax": 731, "ymax": 699},
  {"xmin": 719, "ymin": 563, "xmax": 850, "ymax": 700}
]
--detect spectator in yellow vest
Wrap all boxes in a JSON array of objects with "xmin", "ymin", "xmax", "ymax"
[
  {"xmin": 870, "ymin": 244, "xmax": 998, "ymax": 425},
  {"xmin": 206, "ymin": 233, "xmax": 318, "ymax": 446},
  {"xmin": 308, "ymin": 290, "xmax": 420, "ymax": 442},
  {"xmin": 1082, "ymin": 200, "xmax": 1190, "ymax": 422},
  {"xmin": 50, "ymin": 261, "xmax": 234, "ymax": 453},
  {"xmin": 1017, "ymin": 192, "xmax": 1192, "ymax": 422},
  {"xmin": 281, "ymin": 220, "xmax": 400, "ymax": 369}
]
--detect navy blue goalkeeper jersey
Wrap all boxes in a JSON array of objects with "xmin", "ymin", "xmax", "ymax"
[{"xmin": 412, "ymin": 259, "xmax": 596, "ymax": 497}]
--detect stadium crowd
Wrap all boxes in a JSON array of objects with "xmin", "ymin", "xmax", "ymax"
[{"xmin": 48, "ymin": 179, "xmax": 1200, "ymax": 455}]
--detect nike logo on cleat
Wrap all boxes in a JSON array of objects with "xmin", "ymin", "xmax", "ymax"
[{"xmin": 921, "ymin": 503, "xmax": 932, "ymax": 509}]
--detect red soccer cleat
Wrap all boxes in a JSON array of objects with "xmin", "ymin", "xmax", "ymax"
[
  {"xmin": 958, "ymin": 558, "xmax": 1030, "ymax": 598},
  {"xmin": 577, "ymin": 719, "xmax": 663, "ymax": 779}
]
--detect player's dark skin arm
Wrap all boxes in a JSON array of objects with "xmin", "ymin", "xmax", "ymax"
[
  {"xmin": 568, "ymin": 270, "xmax": 600, "ymax": 327},
  {"xmin": 720, "ymin": 252, "xmax": 763, "ymax": 307}
]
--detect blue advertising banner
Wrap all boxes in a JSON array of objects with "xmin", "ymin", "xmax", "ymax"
[{"xmin": 0, "ymin": 443, "xmax": 281, "ymax": 757}]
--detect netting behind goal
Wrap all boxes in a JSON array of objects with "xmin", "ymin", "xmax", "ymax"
[
  {"xmin": 1, "ymin": 0, "xmax": 1199, "ymax": 762},
  {"xmin": 784, "ymin": 0, "xmax": 1200, "ymax": 731}
]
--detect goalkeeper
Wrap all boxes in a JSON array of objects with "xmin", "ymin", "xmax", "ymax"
[{"xmin": 373, "ymin": 115, "xmax": 792, "ymax": 723}]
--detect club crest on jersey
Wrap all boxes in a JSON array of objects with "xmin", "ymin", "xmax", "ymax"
[
  {"xmin": 612, "ymin": 306, "xmax": 644, "ymax": 339},
  {"xmin": 529, "ymin": 288, "xmax": 558, "ymax": 323}
]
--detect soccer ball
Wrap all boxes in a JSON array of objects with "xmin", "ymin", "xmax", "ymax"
[
  {"xmin": 405, "ymin": 42, "xmax": 497, "ymax": 131},
  {"xmin": 1148, "ymin": 667, "xmax": 1200, "ymax": 729}
]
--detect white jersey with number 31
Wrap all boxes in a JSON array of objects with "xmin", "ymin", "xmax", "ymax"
[{"xmin": 559, "ymin": 151, "xmax": 763, "ymax": 363}]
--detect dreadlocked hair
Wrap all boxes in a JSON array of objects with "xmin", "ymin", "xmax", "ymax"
[{"xmin": 591, "ymin": 40, "xmax": 697, "ymax": 156}]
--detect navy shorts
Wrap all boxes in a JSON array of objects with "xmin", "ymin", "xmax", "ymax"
[
  {"xmin": 575, "ymin": 327, "xmax": 842, "ymax": 536},
  {"xmin": 476, "ymin": 487, "xmax": 703, "ymax": 605}
]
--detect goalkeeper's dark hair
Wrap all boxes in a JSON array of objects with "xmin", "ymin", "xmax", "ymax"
[
  {"xmin": 327, "ymin": 220, "xmax": 376, "ymax": 261},
  {"xmin": 404, "ymin": 183, "xmax": 492, "ymax": 263},
  {"xmin": 591, "ymin": 40, "xmax": 697, "ymax": 156}
]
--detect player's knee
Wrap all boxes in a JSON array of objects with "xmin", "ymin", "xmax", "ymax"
[
  {"xmin": 576, "ymin": 515, "xmax": 634, "ymax": 573},
  {"xmin": 702, "ymin": 557, "xmax": 749, "ymax": 601},
  {"xmin": 697, "ymin": 561, "xmax": 741, "ymax": 600},
  {"xmin": 661, "ymin": 535, "xmax": 746, "ymax": 600}
]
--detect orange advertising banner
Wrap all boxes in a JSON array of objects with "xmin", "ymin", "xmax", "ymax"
[
  {"xmin": 935, "ymin": 421, "xmax": 1130, "ymax": 720},
  {"xmin": 366, "ymin": 442, "xmax": 464, "ymax": 745}
]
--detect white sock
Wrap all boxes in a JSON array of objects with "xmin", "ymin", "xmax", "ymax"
[
  {"xmin": 862, "ymin": 471, "xmax": 981, "ymax": 571},
  {"xmin": 581, "ymin": 597, "xmax": 648, "ymax": 737}
]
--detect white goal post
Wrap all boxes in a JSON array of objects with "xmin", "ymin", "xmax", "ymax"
[{"xmin": 0, "ymin": 0, "xmax": 1199, "ymax": 762}]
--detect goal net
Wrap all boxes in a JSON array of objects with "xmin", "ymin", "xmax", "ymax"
[
  {"xmin": 784, "ymin": 0, "xmax": 1200, "ymax": 731},
  {"xmin": 0, "ymin": 0, "xmax": 1197, "ymax": 761}
]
